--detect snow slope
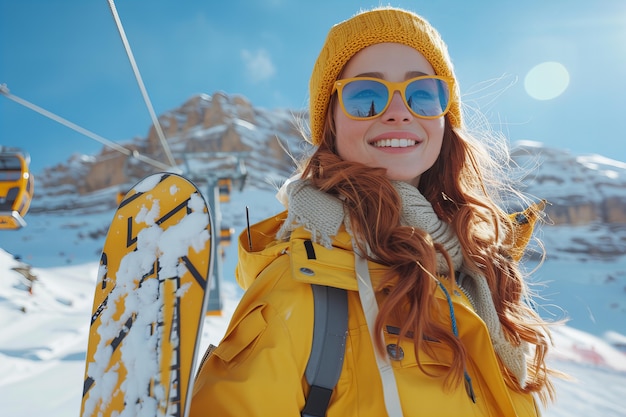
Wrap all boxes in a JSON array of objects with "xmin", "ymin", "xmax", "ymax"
[{"xmin": 2, "ymin": 251, "xmax": 626, "ymax": 416}]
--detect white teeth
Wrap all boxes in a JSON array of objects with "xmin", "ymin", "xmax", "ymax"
[{"xmin": 372, "ymin": 138, "xmax": 417, "ymax": 148}]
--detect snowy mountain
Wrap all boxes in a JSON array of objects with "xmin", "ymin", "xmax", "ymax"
[
  {"xmin": 30, "ymin": 92, "xmax": 309, "ymax": 212},
  {"xmin": 0, "ymin": 92, "xmax": 625, "ymax": 416},
  {"xmin": 512, "ymin": 141, "xmax": 626, "ymax": 259}
]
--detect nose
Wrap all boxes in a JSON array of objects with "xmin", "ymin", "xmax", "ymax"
[{"xmin": 382, "ymin": 91, "xmax": 413, "ymax": 123}]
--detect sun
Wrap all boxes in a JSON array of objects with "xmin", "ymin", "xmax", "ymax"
[{"xmin": 524, "ymin": 61, "xmax": 570, "ymax": 101}]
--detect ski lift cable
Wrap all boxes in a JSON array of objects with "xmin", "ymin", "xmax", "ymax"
[
  {"xmin": 106, "ymin": 0, "xmax": 177, "ymax": 169},
  {"xmin": 0, "ymin": 83, "xmax": 175, "ymax": 172}
]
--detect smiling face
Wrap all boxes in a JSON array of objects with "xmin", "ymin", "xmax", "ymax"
[{"xmin": 333, "ymin": 43, "xmax": 445, "ymax": 186}]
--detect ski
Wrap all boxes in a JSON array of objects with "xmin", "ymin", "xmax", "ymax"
[{"xmin": 80, "ymin": 172, "xmax": 214, "ymax": 417}]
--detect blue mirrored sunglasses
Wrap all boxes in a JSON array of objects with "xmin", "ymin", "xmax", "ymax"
[{"xmin": 333, "ymin": 75, "xmax": 454, "ymax": 120}]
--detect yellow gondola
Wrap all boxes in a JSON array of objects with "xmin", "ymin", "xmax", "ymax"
[
  {"xmin": 0, "ymin": 148, "xmax": 34, "ymax": 230},
  {"xmin": 219, "ymin": 225, "xmax": 234, "ymax": 247},
  {"xmin": 217, "ymin": 178, "xmax": 232, "ymax": 203}
]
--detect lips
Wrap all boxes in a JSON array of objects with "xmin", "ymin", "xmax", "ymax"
[{"xmin": 371, "ymin": 138, "xmax": 418, "ymax": 148}]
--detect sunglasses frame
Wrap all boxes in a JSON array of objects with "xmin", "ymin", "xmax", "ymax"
[{"xmin": 332, "ymin": 75, "xmax": 455, "ymax": 121}]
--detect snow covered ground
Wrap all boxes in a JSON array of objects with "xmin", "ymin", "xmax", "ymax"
[
  {"xmin": 1, "ymin": 250, "xmax": 625, "ymax": 416},
  {"xmin": 0, "ymin": 186, "xmax": 625, "ymax": 416}
]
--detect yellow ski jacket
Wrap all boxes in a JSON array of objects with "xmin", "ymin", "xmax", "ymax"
[{"xmin": 190, "ymin": 211, "xmax": 541, "ymax": 416}]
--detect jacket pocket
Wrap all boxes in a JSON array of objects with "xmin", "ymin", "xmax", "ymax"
[
  {"xmin": 213, "ymin": 303, "xmax": 268, "ymax": 366},
  {"xmin": 385, "ymin": 333, "xmax": 454, "ymax": 374}
]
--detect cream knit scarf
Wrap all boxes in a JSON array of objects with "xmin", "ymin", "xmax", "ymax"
[{"xmin": 276, "ymin": 178, "xmax": 528, "ymax": 388}]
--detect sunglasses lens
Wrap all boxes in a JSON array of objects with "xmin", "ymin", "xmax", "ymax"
[
  {"xmin": 340, "ymin": 79, "xmax": 389, "ymax": 118},
  {"xmin": 405, "ymin": 78, "xmax": 450, "ymax": 117}
]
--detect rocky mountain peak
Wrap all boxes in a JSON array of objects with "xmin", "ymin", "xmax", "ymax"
[
  {"xmin": 33, "ymin": 92, "xmax": 310, "ymax": 211},
  {"xmin": 512, "ymin": 141, "xmax": 626, "ymax": 225}
]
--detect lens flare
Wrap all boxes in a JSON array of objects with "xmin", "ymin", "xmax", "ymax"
[{"xmin": 524, "ymin": 61, "xmax": 570, "ymax": 101}]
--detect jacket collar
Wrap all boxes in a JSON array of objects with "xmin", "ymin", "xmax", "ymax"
[{"xmin": 235, "ymin": 212, "xmax": 474, "ymax": 312}]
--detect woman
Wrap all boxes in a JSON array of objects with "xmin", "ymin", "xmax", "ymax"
[{"xmin": 190, "ymin": 6, "xmax": 555, "ymax": 416}]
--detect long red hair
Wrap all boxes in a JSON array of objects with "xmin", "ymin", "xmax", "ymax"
[{"xmin": 300, "ymin": 95, "xmax": 556, "ymax": 402}]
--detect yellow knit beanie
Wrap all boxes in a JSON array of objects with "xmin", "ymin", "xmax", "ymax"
[{"xmin": 309, "ymin": 7, "xmax": 461, "ymax": 146}]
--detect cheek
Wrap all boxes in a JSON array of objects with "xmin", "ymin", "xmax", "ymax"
[
  {"xmin": 425, "ymin": 119, "xmax": 445, "ymax": 149},
  {"xmin": 334, "ymin": 108, "xmax": 363, "ymax": 160},
  {"xmin": 428, "ymin": 117, "xmax": 446, "ymax": 137}
]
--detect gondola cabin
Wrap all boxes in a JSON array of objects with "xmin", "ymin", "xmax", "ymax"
[
  {"xmin": 0, "ymin": 150, "xmax": 34, "ymax": 230},
  {"xmin": 219, "ymin": 225, "xmax": 234, "ymax": 247},
  {"xmin": 217, "ymin": 178, "xmax": 232, "ymax": 203}
]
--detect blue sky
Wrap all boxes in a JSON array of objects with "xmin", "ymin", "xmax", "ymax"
[{"xmin": 1, "ymin": 0, "xmax": 625, "ymax": 174}]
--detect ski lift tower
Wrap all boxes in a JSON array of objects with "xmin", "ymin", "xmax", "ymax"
[{"xmin": 182, "ymin": 152, "xmax": 249, "ymax": 315}]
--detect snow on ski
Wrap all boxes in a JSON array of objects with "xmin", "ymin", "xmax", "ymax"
[{"xmin": 81, "ymin": 173, "xmax": 214, "ymax": 417}]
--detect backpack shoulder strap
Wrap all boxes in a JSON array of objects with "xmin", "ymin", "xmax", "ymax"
[{"xmin": 301, "ymin": 284, "xmax": 348, "ymax": 417}]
